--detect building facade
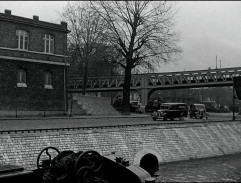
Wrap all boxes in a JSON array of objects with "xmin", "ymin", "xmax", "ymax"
[{"xmin": 0, "ymin": 9, "xmax": 69, "ymax": 117}]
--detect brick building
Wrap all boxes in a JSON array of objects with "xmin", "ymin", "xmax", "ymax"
[{"xmin": 0, "ymin": 10, "xmax": 70, "ymax": 117}]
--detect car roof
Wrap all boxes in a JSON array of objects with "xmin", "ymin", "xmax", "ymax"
[{"xmin": 193, "ymin": 104, "xmax": 205, "ymax": 106}]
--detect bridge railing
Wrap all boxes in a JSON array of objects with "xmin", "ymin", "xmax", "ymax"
[{"xmin": 67, "ymin": 67, "xmax": 241, "ymax": 91}]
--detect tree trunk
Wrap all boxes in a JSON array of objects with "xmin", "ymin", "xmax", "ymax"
[
  {"xmin": 122, "ymin": 63, "xmax": 132, "ymax": 115},
  {"xmin": 82, "ymin": 61, "xmax": 88, "ymax": 95}
]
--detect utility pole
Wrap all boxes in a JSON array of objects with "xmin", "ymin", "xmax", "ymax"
[
  {"xmin": 233, "ymin": 85, "xmax": 235, "ymax": 121},
  {"xmin": 220, "ymin": 59, "xmax": 221, "ymax": 69},
  {"xmin": 216, "ymin": 55, "xmax": 217, "ymax": 69}
]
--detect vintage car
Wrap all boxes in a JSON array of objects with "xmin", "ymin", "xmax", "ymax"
[
  {"xmin": 113, "ymin": 99, "xmax": 142, "ymax": 113},
  {"xmin": 189, "ymin": 103, "xmax": 209, "ymax": 119},
  {"xmin": 152, "ymin": 103, "xmax": 188, "ymax": 121}
]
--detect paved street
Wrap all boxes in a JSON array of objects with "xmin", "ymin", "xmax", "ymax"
[
  {"xmin": 0, "ymin": 114, "xmax": 151, "ymax": 131},
  {"xmin": 156, "ymin": 153, "xmax": 241, "ymax": 182},
  {"xmin": 0, "ymin": 112, "xmax": 239, "ymax": 131}
]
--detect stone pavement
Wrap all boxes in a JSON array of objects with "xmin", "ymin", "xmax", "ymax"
[{"xmin": 155, "ymin": 153, "xmax": 241, "ymax": 182}]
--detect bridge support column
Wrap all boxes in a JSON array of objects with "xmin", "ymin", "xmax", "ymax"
[
  {"xmin": 140, "ymin": 88, "xmax": 148, "ymax": 107},
  {"xmin": 140, "ymin": 74, "xmax": 149, "ymax": 111}
]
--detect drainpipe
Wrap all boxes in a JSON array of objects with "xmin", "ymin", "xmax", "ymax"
[
  {"xmin": 63, "ymin": 29, "xmax": 68, "ymax": 115},
  {"xmin": 43, "ymin": 86, "xmax": 46, "ymax": 117},
  {"xmin": 64, "ymin": 57, "xmax": 67, "ymax": 115},
  {"xmin": 15, "ymin": 85, "xmax": 18, "ymax": 118}
]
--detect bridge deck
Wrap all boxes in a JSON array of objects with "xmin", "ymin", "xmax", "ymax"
[{"xmin": 68, "ymin": 67, "xmax": 241, "ymax": 92}]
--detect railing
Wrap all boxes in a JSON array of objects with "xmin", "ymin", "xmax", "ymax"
[{"xmin": 67, "ymin": 67, "xmax": 241, "ymax": 92}]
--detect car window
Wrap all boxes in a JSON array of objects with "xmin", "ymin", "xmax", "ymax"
[
  {"xmin": 175, "ymin": 105, "xmax": 187, "ymax": 110},
  {"xmin": 161, "ymin": 104, "xmax": 188, "ymax": 110},
  {"xmin": 169, "ymin": 106, "xmax": 174, "ymax": 110},
  {"xmin": 161, "ymin": 105, "xmax": 169, "ymax": 109}
]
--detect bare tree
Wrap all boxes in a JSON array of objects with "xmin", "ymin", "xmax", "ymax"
[
  {"xmin": 68, "ymin": 42, "xmax": 121, "ymax": 77},
  {"xmin": 62, "ymin": 2, "xmax": 108, "ymax": 95},
  {"xmin": 91, "ymin": 1, "xmax": 182, "ymax": 114}
]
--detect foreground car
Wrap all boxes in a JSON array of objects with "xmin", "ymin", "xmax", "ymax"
[
  {"xmin": 152, "ymin": 103, "xmax": 188, "ymax": 121},
  {"xmin": 0, "ymin": 147, "xmax": 152, "ymax": 183}
]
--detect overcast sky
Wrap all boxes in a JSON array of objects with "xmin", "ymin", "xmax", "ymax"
[{"xmin": 0, "ymin": 1, "xmax": 241, "ymax": 73}]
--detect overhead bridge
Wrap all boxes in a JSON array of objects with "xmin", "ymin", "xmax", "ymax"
[{"xmin": 67, "ymin": 67, "xmax": 241, "ymax": 106}]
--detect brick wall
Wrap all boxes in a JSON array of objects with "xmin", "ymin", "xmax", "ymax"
[
  {"xmin": 1, "ymin": 122, "xmax": 241, "ymax": 170},
  {"xmin": 0, "ymin": 59, "xmax": 65, "ymax": 116},
  {"xmin": 0, "ymin": 14, "xmax": 67, "ymax": 56},
  {"xmin": 0, "ymin": 10, "xmax": 68, "ymax": 117}
]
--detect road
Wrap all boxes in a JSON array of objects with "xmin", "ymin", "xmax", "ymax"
[{"xmin": 0, "ymin": 112, "xmax": 239, "ymax": 131}]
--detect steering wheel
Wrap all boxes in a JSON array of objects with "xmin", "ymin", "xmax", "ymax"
[
  {"xmin": 74, "ymin": 150, "xmax": 104, "ymax": 183},
  {"xmin": 37, "ymin": 146, "xmax": 60, "ymax": 169}
]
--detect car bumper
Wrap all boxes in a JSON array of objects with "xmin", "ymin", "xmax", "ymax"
[{"xmin": 152, "ymin": 111, "xmax": 164, "ymax": 118}]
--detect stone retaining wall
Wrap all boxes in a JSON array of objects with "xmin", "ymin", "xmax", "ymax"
[
  {"xmin": 70, "ymin": 94, "xmax": 119, "ymax": 115},
  {"xmin": 1, "ymin": 122, "xmax": 241, "ymax": 170}
]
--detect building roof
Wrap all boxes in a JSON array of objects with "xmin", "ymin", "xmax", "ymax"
[{"xmin": 0, "ymin": 9, "xmax": 70, "ymax": 33}]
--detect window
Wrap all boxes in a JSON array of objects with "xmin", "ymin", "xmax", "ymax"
[
  {"xmin": 43, "ymin": 34, "xmax": 54, "ymax": 53},
  {"xmin": 17, "ymin": 68, "xmax": 27, "ymax": 87},
  {"xmin": 44, "ymin": 71, "xmax": 53, "ymax": 89},
  {"xmin": 16, "ymin": 30, "xmax": 29, "ymax": 50}
]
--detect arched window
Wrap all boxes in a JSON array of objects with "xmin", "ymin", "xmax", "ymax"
[
  {"xmin": 44, "ymin": 71, "xmax": 53, "ymax": 89},
  {"xmin": 43, "ymin": 34, "xmax": 54, "ymax": 53},
  {"xmin": 17, "ymin": 68, "xmax": 27, "ymax": 87},
  {"xmin": 16, "ymin": 30, "xmax": 29, "ymax": 50}
]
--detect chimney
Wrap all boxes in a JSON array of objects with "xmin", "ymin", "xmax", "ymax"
[
  {"xmin": 33, "ymin": 15, "xmax": 39, "ymax": 21},
  {"xmin": 4, "ymin": 9, "xmax": 11, "ymax": 15},
  {"xmin": 60, "ymin": 21, "xmax": 67, "ymax": 28}
]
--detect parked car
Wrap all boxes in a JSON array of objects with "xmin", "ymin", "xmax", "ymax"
[
  {"xmin": 145, "ymin": 98, "xmax": 162, "ymax": 113},
  {"xmin": 152, "ymin": 103, "xmax": 188, "ymax": 121},
  {"xmin": 130, "ymin": 101, "xmax": 142, "ymax": 114},
  {"xmin": 218, "ymin": 105, "xmax": 230, "ymax": 113},
  {"xmin": 113, "ymin": 99, "xmax": 142, "ymax": 113},
  {"xmin": 189, "ymin": 104, "xmax": 209, "ymax": 119}
]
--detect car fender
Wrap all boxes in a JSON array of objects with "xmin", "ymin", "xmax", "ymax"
[{"xmin": 152, "ymin": 111, "xmax": 158, "ymax": 117}]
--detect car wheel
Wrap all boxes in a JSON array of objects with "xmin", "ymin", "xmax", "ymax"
[
  {"xmin": 179, "ymin": 117, "xmax": 184, "ymax": 121},
  {"xmin": 163, "ymin": 116, "xmax": 167, "ymax": 121},
  {"xmin": 179, "ymin": 113, "xmax": 185, "ymax": 120},
  {"xmin": 152, "ymin": 117, "xmax": 157, "ymax": 121}
]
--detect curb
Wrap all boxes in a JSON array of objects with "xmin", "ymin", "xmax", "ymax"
[{"xmin": 0, "ymin": 114, "xmax": 151, "ymax": 121}]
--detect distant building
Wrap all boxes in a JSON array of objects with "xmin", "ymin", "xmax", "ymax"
[{"xmin": 0, "ymin": 9, "xmax": 70, "ymax": 117}]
